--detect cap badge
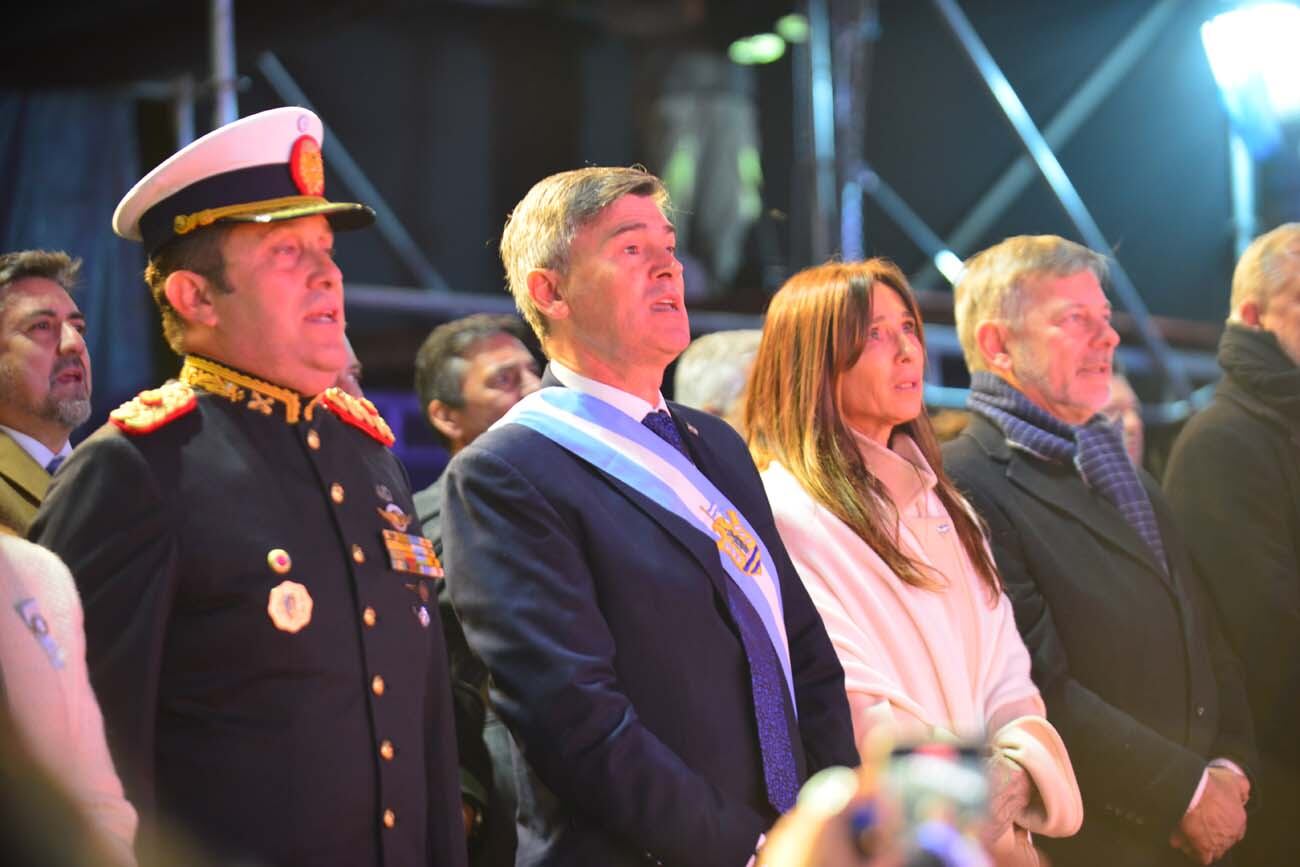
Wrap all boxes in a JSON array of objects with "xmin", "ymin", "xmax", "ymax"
[
  {"xmin": 267, "ymin": 580, "xmax": 313, "ymax": 633},
  {"xmin": 289, "ymin": 135, "xmax": 325, "ymax": 196}
]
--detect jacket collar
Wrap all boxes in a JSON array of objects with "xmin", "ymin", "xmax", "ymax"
[
  {"xmin": 964, "ymin": 414, "xmax": 1172, "ymax": 583},
  {"xmin": 0, "ymin": 430, "xmax": 50, "ymax": 502},
  {"xmin": 180, "ymin": 355, "xmax": 307, "ymax": 423}
]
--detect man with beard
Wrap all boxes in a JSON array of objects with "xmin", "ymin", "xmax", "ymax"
[
  {"xmin": 943, "ymin": 235, "xmax": 1256, "ymax": 867},
  {"xmin": 0, "ymin": 250, "xmax": 92, "ymax": 534}
]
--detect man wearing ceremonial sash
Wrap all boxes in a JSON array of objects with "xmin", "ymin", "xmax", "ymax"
[{"xmin": 440, "ymin": 166, "xmax": 857, "ymax": 867}]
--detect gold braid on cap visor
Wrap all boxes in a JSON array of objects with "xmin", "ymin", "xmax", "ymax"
[{"xmin": 172, "ymin": 195, "xmax": 328, "ymax": 236}]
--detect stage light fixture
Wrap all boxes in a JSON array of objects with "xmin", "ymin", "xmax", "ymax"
[
  {"xmin": 1201, "ymin": 1, "xmax": 1300, "ymax": 156},
  {"xmin": 728, "ymin": 33, "xmax": 787, "ymax": 66},
  {"xmin": 775, "ymin": 13, "xmax": 810, "ymax": 44}
]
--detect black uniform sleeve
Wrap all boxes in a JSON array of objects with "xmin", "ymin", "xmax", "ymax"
[{"xmin": 29, "ymin": 431, "xmax": 179, "ymax": 815}]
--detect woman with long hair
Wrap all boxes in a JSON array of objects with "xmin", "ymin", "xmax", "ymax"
[{"xmin": 743, "ymin": 260, "xmax": 1081, "ymax": 861}]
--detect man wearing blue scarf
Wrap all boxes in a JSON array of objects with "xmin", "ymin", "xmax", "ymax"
[
  {"xmin": 943, "ymin": 235, "xmax": 1257, "ymax": 867},
  {"xmin": 439, "ymin": 166, "xmax": 856, "ymax": 867}
]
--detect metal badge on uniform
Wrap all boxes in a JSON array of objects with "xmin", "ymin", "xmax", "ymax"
[
  {"xmin": 375, "ymin": 484, "xmax": 393, "ymax": 503},
  {"xmin": 404, "ymin": 578, "xmax": 435, "ymax": 629},
  {"xmin": 382, "ymin": 529, "xmax": 444, "ymax": 577},
  {"xmin": 414, "ymin": 604, "xmax": 432, "ymax": 628},
  {"xmin": 14, "ymin": 598, "xmax": 64, "ymax": 669},
  {"xmin": 267, "ymin": 580, "xmax": 313, "ymax": 633},
  {"xmin": 377, "ymin": 503, "xmax": 411, "ymax": 532}
]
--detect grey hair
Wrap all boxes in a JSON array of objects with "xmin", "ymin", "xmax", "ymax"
[
  {"xmin": 673, "ymin": 329, "xmax": 762, "ymax": 419},
  {"xmin": 953, "ymin": 235, "xmax": 1109, "ymax": 373},
  {"xmin": 1230, "ymin": 223, "xmax": 1300, "ymax": 319},
  {"xmin": 499, "ymin": 166, "xmax": 671, "ymax": 340}
]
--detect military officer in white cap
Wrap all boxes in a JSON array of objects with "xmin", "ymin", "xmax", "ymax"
[{"xmin": 31, "ymin": 106, "xmax": 467, "ymax": 867}]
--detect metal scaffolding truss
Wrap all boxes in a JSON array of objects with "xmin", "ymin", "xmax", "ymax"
[{"xmin": 800, "ymin": 0, "xmax": 1216, "ymax": 419}]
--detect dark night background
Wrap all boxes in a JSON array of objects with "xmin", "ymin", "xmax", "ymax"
[{"xmin": 4, "ymin": 0, "xmax": 1294, "ymax": 478}]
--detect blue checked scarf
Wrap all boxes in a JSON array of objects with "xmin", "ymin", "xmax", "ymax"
[{"xmin": 967, "ymin": 372, "xmax": 1168, "ymax": 574}]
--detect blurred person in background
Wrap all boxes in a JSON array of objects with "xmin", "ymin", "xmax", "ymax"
[
  {"xmin": 744, "ymin": 259, "xmax": 1081, "ymax": 864},
  {"xmin": 1164, "ymin": 222, "xmax": 1300, "ymax": 866},
  {"xmin": 0, "ymin": 250, "xmax": 92, "ymax": 534},
  {"xmin": 672, "ymin": 328, "xmax": 760, "ymax": 428},
  {"xmin": 1101, "ymin": 368, "xmax": 1144, "ymax": 466},
  {"xmin": 0, "ymin": 524, "xmax": 136, "ymax": 864},
  {"xmin": 335, "ymin": 333, "xmax": 364, "ymax": 397},
  {"xmin": 411, "ymin": 312, "xmax": 541, "ymax": 867}
]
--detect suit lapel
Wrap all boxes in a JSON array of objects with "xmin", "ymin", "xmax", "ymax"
[
  {"xmin": 537, "ymin": 369, "xmax": 732, "ymax": 602},
  {"xmin": 969, "ymin": 416, "xmax": 1172, "ymax": 586},
  {"xmin": 0, "ymin": 431, "xmax": 51, "ymax": 505}
]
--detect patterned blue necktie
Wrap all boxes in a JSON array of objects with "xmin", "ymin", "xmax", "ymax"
[
  {"xmin": 45, "ymin": 455, "xmax": 65, "ymax": 475},
  {"xmin": 640, "ymin": 410, "xmax": 800, "ymax": 812}
]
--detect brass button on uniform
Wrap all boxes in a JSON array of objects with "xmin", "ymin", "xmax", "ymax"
[
  {"xmin": 371, "ymin": 674, "xmax": 385, "ymax": 696},
  {"xmin": 362, "ymin": 606, "xmax": 377, "ymax": 627},
  {"xmin": 382, "ymin": 808, "xmax": 396, "ymax": 829},
  {"xmin": 330, "ymin": 483, "xmax": 345, "ymax": 504},
  {"xmin": 379, "ymin": 739, "xmax": 395, "ymax": 761},
  {"xmin": 267, "ymin": 549, "xmax": 292, "ymax": 574},
  {"xmin": 352, "ymin": 544, "xmax": 366, "ymax": 564},
  {"xmin": 306, "ymin": 429, "xmax": 321, "ymax": 450}
]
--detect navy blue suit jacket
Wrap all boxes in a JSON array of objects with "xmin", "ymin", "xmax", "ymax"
[{"xmin": 441, "ymin": 374, "xmax": 856, "ymax": 867}]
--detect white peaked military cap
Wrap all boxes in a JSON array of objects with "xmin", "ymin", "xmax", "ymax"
[{"xmin": 112, "ymin": 106, "xmax": 374, "ymax": 255}]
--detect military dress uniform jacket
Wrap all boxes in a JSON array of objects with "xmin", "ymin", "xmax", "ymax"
[
  {"xmin": 30, "ymin": 358, "xmax": 467, "ymax": 867},
  {"xmin": 944, "ymin": 416, "xmax": 1257, "ymax": 867}
]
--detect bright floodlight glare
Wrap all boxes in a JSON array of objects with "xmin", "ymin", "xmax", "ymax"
[
  {"xmin": 1202, "ymin": 2, "xmax": 1300, "ymax": 119},
  {"xmin": 934, "ymin": 250, "xmax": 966, "ymax": 286}
]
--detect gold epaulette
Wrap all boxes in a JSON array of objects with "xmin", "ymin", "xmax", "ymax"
[
  {"xmin": 307, "ymin": 387, "xmax": 396, "ymax": 446},
  {"xmin": 109, "ymin": 381, "xmax": 198, "ymax": 435}
]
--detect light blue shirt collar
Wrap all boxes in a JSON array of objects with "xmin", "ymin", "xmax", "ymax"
[{"xmin": 0, "ymin": 424, "xmax": 71, "ymax": 472}]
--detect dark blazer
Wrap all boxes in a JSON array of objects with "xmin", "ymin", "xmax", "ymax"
[
  {"xmin": 0, "ymin": 429, "xmax": 50, "ymax": 534},
  {"xmin": 440, "ymin": 374, "xmax": 857, "ymax": 867},
  {"xmin": 415, "ymin": 473, "xmax": 518, "ymax": 867},
  {"xmin": 31, "ymin": 381, "xmax": 467, "ymax": 867},
  {"xmin": 1165, "ymin": 374, "xmax": 1300, "ymax": 863},
  {"xmin": 944, "ymin": 415, "xmax": 1257, "ymax": 867}
]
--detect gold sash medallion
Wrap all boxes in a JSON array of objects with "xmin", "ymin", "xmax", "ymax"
[{"xmin": 702, "ymin": 505, "xmax": 766, "ymax": 577}]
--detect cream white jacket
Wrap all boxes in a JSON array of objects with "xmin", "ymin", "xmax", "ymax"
[{"xmin": 761, "ymin": 433, "xmax": 1082, "ymax": 856}]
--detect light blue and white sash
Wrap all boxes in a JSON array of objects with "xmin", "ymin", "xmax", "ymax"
[{"xmin": 496, "ymin": 387, "xmax": 796, "ymax": 711}]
